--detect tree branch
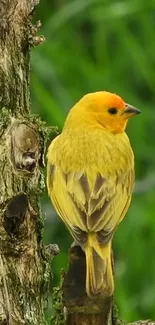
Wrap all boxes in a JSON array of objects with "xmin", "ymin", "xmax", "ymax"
[
  {"xmin": 63, "ymin": 246, "xmax": 113, "ymax": 325},
  {"xmin": 128, "ymin": 321, "xmax": 155, "ymax": 325}
]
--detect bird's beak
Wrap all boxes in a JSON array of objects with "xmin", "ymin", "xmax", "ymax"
[{"xmin": 123, "ymin": 103, "xmax": 141, "ymax": 117}]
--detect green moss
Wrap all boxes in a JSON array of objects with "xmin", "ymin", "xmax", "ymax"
[
  {"xmin": 36, "ymin": 203, "xmax": 45, "ymax": 242},
  {"xmin": 43, "ymin": 253, "xmax": 52, "ymax": 294},
  {"xmin": 40, "ymin": 172, "xmax": 45, "ymax": 191},
  {"xmin": 51, "ymin": 271, "xmax": 65, "ymax": 325},
  {"xmin": 112, "ymin": 304, "xmax": 126, "ymax": 325},
  {"xmin": 29, "ymin": 114, "xmax": 58, "ymax": 140}
]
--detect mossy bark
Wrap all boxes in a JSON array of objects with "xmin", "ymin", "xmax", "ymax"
[{"xmin": 0, "ymin": 1, "xmax": 50, "ymax": 324}]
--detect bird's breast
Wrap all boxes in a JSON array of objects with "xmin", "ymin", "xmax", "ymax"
[{"xmin": 53, "ymin": 128, "xmax": 134, "ymax": 181}]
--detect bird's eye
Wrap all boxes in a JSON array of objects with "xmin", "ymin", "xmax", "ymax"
[{"xmin": 108, "ymin": 108, "xmax": 118, "ymax": 115}]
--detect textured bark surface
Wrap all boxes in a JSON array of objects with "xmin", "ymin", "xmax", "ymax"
[{"xmin": 0, "ymin": 1, "xmax": 50, "ymax": 324}]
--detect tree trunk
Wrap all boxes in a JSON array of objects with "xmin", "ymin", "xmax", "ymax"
[{"xmin": 0, "ymin": 1, "xmax": 50, "ymax": 324}]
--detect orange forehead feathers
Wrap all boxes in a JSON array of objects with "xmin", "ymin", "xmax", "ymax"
[{"xmin": 81, "ymin": 91, "xmax": 125, "ymax": 111}]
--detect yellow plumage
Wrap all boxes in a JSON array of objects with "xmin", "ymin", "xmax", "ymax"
[{"xmin": 47, "ymin": 91, "xmax": 140, "ymax": 297}]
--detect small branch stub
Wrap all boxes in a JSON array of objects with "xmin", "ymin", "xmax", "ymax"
[
  {"xmin": 46, "ymin": 244, "xmax": 60, "ymax": 258},
  {"xmin": 28, "ymin": 20, "xmax": 45, "ymax": 47}
]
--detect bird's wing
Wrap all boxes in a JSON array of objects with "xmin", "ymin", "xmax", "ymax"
[{"xmin": 47, "ymin": 158, "xmax": 134, "ymax": 246}]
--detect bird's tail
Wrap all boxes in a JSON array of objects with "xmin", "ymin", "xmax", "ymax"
[{"xmin": 85, "ymin": 233, "xmax": 114, "ymax": 297}]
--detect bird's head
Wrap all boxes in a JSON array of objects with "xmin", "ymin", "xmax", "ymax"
[{"xmin": 67, "ymin": 91, "xmax": 140, "ymax": 134}]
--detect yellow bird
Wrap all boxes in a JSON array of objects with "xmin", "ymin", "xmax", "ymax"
[{"xmin": 47, "ymin": 91, "xmax": 140, "ymax": 297}]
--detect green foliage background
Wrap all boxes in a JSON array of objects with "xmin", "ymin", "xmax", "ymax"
[{"xmin": 31, "ymin": 0, "xmax": 155, "ymax": 322}]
